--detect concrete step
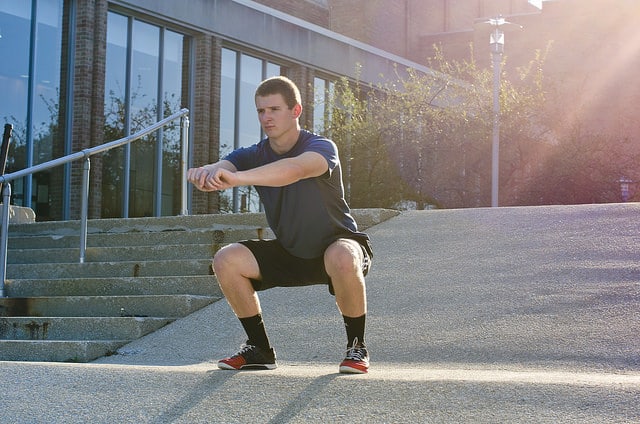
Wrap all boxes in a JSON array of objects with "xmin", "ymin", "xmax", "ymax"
[
  {"xmin": 0, "ymin": 316, "xmax": 173, "ymax": 340},
  {"xmin": 0, "ymin": 294, "xmax": 218, "ymax": 318},
  {"xmin": 7, "ymin": 244, "xmax": 217, "ymax": 264},
  {"xmin": 7, "ymin": 227, "xmax": 269, "ymax": 250},
  {"xmin": 7, "ymin": 213, "xmax": 270, "ymax": 237},
  {"xmin": 5, "ymin": 209, "xmax": 394, "ymax": 239},
  {"xmin": 5, "ymin": 276, "xmax": 219, "ymax": 297},
  {"xmin": 0, "ymin": 209, "xmax": 398, "ymax": 363},
  {"xmin": 0, "ymin": 340, "xmax": 128, "ymax": 362},
  {"xmin": 7, "ymin": 259, "xmax": 213, "ymax": 279}
]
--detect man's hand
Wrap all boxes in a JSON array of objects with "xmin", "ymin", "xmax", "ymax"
[{"xmin": 187, "ymin": 163, "xmax": 238, "ymax": 192}]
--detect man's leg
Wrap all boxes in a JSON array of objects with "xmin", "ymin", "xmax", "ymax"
[
  {"xmin": 324, "ymin": 239, "xmax": 370, "ymax": 373},
  {"xmin": 324, "ymin": 238, "xmax": 368, "ymax": 319},
  {"xmin": 212, "ymin": 242, "xmax": 276, "ymax": 370},
  {"xmin": 212, "ymin": 242, "xmax": 262, "ymax": 318}
]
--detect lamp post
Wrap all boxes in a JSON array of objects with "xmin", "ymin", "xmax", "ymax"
[{"xmin": 477, "ymin": 16, "xmax": 522, "ymax": 207}]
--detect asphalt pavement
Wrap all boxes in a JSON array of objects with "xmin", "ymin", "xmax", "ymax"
[{"xmin": 2, "ymin": 203, "xmax": 639, "ymax": 423}]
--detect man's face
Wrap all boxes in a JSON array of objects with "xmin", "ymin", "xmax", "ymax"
[{"xmin": 255, "ymin": 93, "xmax": 300, "ymax": 140}]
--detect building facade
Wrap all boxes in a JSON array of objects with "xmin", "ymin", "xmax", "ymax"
[
  {"xmin": 1, "ymin": 0, "xmax": 435, "ymax": 220},
  {"xmin": 2, "ymin": 0, "xmax": 637, "ymax": 220}
]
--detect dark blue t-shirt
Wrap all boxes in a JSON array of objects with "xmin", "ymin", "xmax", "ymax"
[{"xmin": 224, "ymin": 130, "xmax": 368, "ymax": 258}]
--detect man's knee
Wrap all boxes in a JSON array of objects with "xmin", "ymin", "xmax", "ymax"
[
  {"xmin": 213, "ymin": 243, "xmax": 245, "ymax": 273},
  {"xmin": 212, "ymin": 243, "xmax": 260, "ymax": 281},
  {"xmin": 325, "ymin": 239, "xmax": 363, "ymax": 277}
]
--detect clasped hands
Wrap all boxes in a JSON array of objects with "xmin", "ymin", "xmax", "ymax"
[{"xmin": 187, "ymin": 166, "xmax": 238, "ymax": 192}]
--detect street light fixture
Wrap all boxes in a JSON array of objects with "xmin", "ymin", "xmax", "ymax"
[{"xmin": 476, "ymin": 16, "xmax": 522, "ymax": 207}]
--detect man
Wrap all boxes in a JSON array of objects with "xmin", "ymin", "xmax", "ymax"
[{"xmin": 187, "ymin": 76, "xmax": 372, "ymax": 374}]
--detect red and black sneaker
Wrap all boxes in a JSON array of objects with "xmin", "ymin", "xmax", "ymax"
[
  {"xmin": 217, "ymin": 343, "xmax": 277, "ymax": 370},
  {"xmin": 339, "ymin": 338, "xmax": 369, "ymax": 374}
]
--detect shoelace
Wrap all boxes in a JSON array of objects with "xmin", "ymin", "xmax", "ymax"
[
  {"xmin": 345, "ymin": 338, "xmax": 367, "ymax": 361},
  {"xmin": 236, "ymin": 343, "xmax": 256, "ymax": 356}
]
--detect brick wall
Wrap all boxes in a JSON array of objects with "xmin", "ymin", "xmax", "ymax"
[
  {"xmin": 190, "ymin": 34, "xmax": 214, "ymax": 215},
  {"xmin": 329, "ymin": 0, "xmax": 409, "ymax": 56},
  {"xmin": 253, "ymin": 0, "xmax": 329, "ymax": 27},
  {"xmin": 321, "ymin": 0, "xmax": 537, "ymax": 60},
  {"xmin": 287, "ymin": 65, "xmax": 315, "ymax": 131},
  {"xmin": 68, "ymin": 0, "xmax": 107, "ymax": 219},
  {"xmin": 420, "ymin": 0, "xmax": 640, "ymax": 144}
]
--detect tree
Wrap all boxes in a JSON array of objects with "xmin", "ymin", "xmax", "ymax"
[
  {"xmin": 321, "ymin": 74, "xmax": 407, "ymax": 209},
  {"xmin": 324, "ymin": 45, "xmax": 550, "ymax": 209},
  {"xmin": 321, "ymin": 43, "xmax": 640, "ymax": 209},
  {"xmin": 523, "ymin": 128, "xmax": 640, "ymax": 205}
]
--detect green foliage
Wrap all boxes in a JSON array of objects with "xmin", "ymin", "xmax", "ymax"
[
  {"xmin": 323, "ymin": 47, "xmax": 493, "ymax": 208},
  {"xmin": 323, "ymin": 43, "xmax": 612, "ymax": 208}
]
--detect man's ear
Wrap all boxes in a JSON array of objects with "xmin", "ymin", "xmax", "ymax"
[{"xmin": 292, "ymin": 103, "xmax": 303, "ymax": 118}]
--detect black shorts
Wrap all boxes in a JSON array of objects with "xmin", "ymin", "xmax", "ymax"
[{"xmin": 239, "ymin": 237, "xmax": 372, "ymax": 295}]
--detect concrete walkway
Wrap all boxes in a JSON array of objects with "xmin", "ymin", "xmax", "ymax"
[{"xmin": 2, "ymin": 204, "xmax": 639, "ymax": 423}]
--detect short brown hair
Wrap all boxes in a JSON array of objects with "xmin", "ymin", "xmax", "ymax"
[{"xmin": 255, "ymin": 76, "xmax": 301, "ymax": 109}]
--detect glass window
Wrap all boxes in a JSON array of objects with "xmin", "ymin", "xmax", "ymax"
[
  {"xmin": 161, "ymin": 30, "xmax": 186, "ymax": 216},
  {"xmin": 0, "ymin": 1, "xmax": 32, "ymax": 174},
  {"xmin": 0, "ymin": 0, "xmax": 63, "ymax": 220},
  {"xmin": 103, "ymin": 12, "xmax": 128, "ymax": 218},
  {"xmin": 219, "ymin": 48, "xmax": 236, "ymax": 160},
  {"xmin": 219, "ymin": 48, "xmax": 284, "ymax": 213},
  {"xmin": 314, "ymin": 77, "xmax": 335, "ymax": 135},
  {"xmin": 32, "ymin": 0, "xmax": 61, "ymax": 167},
  {"xmin": 314, "ymin": 78, "xmax": 325, "ymax": 134},
  {"xmin": 104, "ymin": 12, "xmax": 128, "ymax": 140},
  {"xmin": 238, "ymin": 54, "xmax": 262, "ymax": 149},
  {"xmin": 129, "ymin": 20, "xmax": 160, "ymax": 218},
  {"xmin": 103, "ymin": 11, "xmax": 188, "ymax": 218}
]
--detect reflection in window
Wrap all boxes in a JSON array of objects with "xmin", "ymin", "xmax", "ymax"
[
  {"xmin": 161, "ymin": 30, "xmax": 186, "ymax": 216},
  {"xmin": 129, "ymin": 20, "xmax": 160, "ymax": 218},
  {"xmin": 314, "ymin": 77, "xmax": 335, "ymax": 135},
  {"xmin": 219, "ymin": 48, "xmax": 236, "ymax": 160},
  {"xmin": 239, "ymin": 55, "xmax": 262, "ymax": 150},
  {"xmin": 0, "ymin": 0, "xmax": 63, "ymax": 220},
  {"xmin": 104, "ymin": 11, "xmax": 188, "ymax": 218},
  {"xmin": 219, "ymin": 48, "xmax": 283, "ymax": 213}
]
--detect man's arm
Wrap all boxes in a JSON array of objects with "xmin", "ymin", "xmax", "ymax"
[
  {"xmin": 189, "ymin": 152, "xmax": 328, "ymax": 192},
  {"xmin": 231, "ymin": 151, "xmax": 328, "ymax": 188},
  {"xmin": 187, "ymin": 160, "xmax": 237, "ymax": 192}
]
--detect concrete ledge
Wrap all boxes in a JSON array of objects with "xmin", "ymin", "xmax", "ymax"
[
  {"xmin": 0, "ymin": 204, "xmax": 36, "ymax": 225},
  {"xmin": 6, "ymin": 208, "xmax": 398, "ymax": 235},
  {"xmin": 353, "ymin": 208, "xmax": 400, "ymax": 229}
]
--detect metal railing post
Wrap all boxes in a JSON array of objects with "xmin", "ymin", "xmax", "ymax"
[
  {"xmin": 79, "ymin": 156, "xmax": 90, "ymax": 263},
  {"xmin": 0, "ymin": 182, "xmax": 12, "ymax": 297},
  {"xmin": 180, "ymin": 114, "xmax": 190, "ymax": 216}
]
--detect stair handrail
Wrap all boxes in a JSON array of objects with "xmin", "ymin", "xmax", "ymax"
[{"xmin": 0, "ymin": 108, "xmax": 190, "ymax": 297}]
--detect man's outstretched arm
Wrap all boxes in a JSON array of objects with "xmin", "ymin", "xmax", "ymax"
[{"xmin": 189, "ymin": 152, "xmax": 328, "ymax": 192}]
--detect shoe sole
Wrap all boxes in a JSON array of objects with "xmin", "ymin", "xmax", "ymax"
[
  {"xmin": 218, "ymin": 362, "xmax": 277, "ymax": 370},
  {"xmin": 339, "ymin": 364, "xmax": 368, "ymax": 374}
]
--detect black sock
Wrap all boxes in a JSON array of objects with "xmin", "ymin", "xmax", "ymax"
[
  {"xmin": 239, "ymin": 314, "xmax": 271, "ymax": 350},
  {"xmin": 343, "ymin": 314, "xmax": 366, "ymax": 347}
]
